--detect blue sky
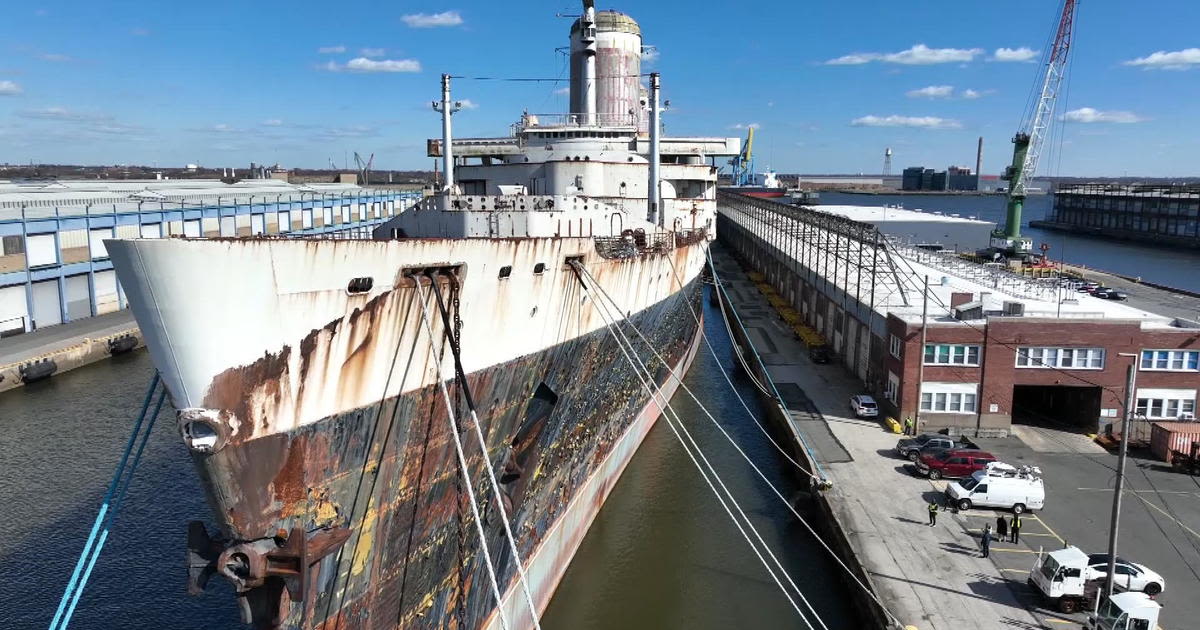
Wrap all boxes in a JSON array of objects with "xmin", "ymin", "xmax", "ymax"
[{"xmin": 1, "ymin": 1, "xmax": 1198, "ymax": 176}]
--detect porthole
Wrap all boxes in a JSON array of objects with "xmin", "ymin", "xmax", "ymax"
[
  {"xmin": 499, "ymin": 266, "xmax": 513, "ymax": 279},
  {"xmin": 533, "ymin": 263, "xmax": 547, "ymax": 275}
]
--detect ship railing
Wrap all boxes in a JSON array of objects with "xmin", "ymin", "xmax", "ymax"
[
  {"xmin": 512, "ymin": 112, "xmax": 640, "ymax": 133},
  {"xmin": 594, "ymin": 230, "xmax": 674, "ymax": 259}
]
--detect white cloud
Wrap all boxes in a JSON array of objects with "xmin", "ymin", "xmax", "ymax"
[
  {"xmin": 320, "ymin": 57, "xmax": 422, "ymax": 73},
  {"xmin": 730, "ymin": 122, "xmax": 761, "ymax": 130},
  {"xmin": 992, "ymin": 47, "xmax": 1038, "ymax": 62},
  {"xmin": 827, "ymin": 44, "xmax": 983, "ymax": 66},
  {"xmin": 0, "ymin": 80, "xmax": 22, "ymax": 96},
  {"xmin": 1123, "ymin": 48, "xmax": 1200, "ymax": 71},
  {"xmin": 458, "ymin": 99, "xmax": 479, "ymax": 110},
  {"xmin": 209, "ymin": 123, "xmax": 238, "ymax": 133},
  {"xmin": 553, "ymin": 86, "xmax": 570, "ymax": 95},
  {"xmin": 962, "ymin": 89, "xmax": 983, "ymax": 99},
  {"xmin": 131, "ymin": 27, "xmax": 151, "ymax": 36},
  {"xmin": 17, "ymin": 106, "xmax": 105, "ymax": 121},
  {"xmin": 1061, "ymin": 107, "xmax": 1145, "ymax": 124},
  {"xmin": 402, "ymin": 11, "xmax": 463, "ymax": 28},
  {"xmin": 360, "ymin": 48, "xmax": 385, "ymax": 58},
  {"xmin": 641, "ymin": 48, "xmax": 659, "ymax": 63},
  {"xmin": 317, "ymin": 45, "xmax": 346, "ymax": 54},
  {"xmin": 262, "ymin": 119, "xmax": 284, "ymax": 126},
  {"xmin": 906, "ymin": 85, "xmax": 954, "ymax": 99},
  {"xmin": 39, "ymin": 53, "xmax": 73, "ymax": 62},
  {"xmin": 851, "ymin": 115, "xmax": 962, "ymax": 129}
]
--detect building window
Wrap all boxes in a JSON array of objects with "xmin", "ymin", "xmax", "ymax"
[
  {"xmin": 923, "ymin": 344, "xmax": 981, "ymax": 366},
  {"xmin": 889, "ymin": 334, "xmax": 903, "ymax": 359},
  {"xmin": 1140, "ymin": 349, "xmax": 1200, "ymax": 372},
  {"xmin": 1135, "ymin": 396, "xmax": 1196, "ymax": 420},
  {"xmin": 885, "ymin": 372, "xmax": 899, "ymax": 403},
  {"xmin": 1016, "ymin": 347, "xmax": 1105, "ymax": 370},
  {"xmin": 919, "ymin": 383, "xmax": 978, "ymax": 414}
]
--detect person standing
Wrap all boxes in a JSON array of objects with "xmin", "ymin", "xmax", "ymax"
[
  {"xmin": 996, "ymin": 515, "xmax": 1008, "ymax": 541},
  {"xmin": 1010, "ymin": 514, "xmax": 1022, "ymax": 543},
  {"xmin": 904, "ymin": 416, "xmax": 915, "ymax": 436},
  {"xmin": 928, "ymin": 500, "xmax": 939, "ymax": 526},
  {"xmin": 980, "ymin": 524, "xmax": 993, "ymax": 558}
]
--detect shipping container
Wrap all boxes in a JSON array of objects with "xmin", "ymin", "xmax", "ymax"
[{"xmin": 1150, "ymin": 421, "xmax": 1200, "ymax": 464}]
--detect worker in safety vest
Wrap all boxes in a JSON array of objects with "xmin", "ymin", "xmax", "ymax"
[
  {"xmin": 1010, "ymin": 514, "xmax": 1022, "ymax": 543},
  {"xmin": 927, "ymin": 500, "xmax": 939, "ymax": 526}
]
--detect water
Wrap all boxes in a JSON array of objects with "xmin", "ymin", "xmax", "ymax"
[
  {"xmin": 0, "ymin": 290, "xmax": 856, "ymax": 629},
  {"xmin": 819, "ymin": 192, "xmax": 1200, "ymax": 292}
]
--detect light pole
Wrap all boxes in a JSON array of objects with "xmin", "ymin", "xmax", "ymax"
[{"xmin": 1103, "ymin": 352, "xmax": 1139, "ymax": 601}]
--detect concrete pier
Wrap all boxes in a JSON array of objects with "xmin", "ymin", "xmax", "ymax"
[
  {"xmin": 711, "ymin": 248, "xmax": 1047, "ymax": 630},
  {"xmin": 0, "ymin": 311, "xmax": 140, "ymax": 394}
]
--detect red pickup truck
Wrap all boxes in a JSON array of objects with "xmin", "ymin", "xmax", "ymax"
[{"xmin": 915, "ymin": 448, "xmax": 997, "ymax": 480}]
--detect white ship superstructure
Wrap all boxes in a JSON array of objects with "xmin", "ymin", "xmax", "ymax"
[{"xmin": 105, "ymin": 3, "xmax": 740, "ymax": 630}]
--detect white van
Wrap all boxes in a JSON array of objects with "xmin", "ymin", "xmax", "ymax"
[{"xmin": 946, "ymin": 462, "xmax": 1045, "ymax": 513}]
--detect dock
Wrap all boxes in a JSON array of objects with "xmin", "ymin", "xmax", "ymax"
[
  {"xmin": 0, "ymin": 310, "xmax": 140, "ymax": 394},
  {"xmin": 711, "ymin": 248, "xmax": 1047, "ymax": 630}
]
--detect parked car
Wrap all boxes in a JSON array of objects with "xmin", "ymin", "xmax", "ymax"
[
  {"xmin": 808, "ymin": 344, "xmax": 832, "ymax": 364},
  {"xmin": 849, "ymin": 395, "xmax": 878, "ymax": 418},
  {"xmin": 914, "ymin": 448, "xmax": 996, "ymax": 480},
  {"xmin": 1083, "ymin": 554, "xmax": 1165, "ymax": 595},
  {"xmin": 1094, "ymin": 288, "xmax": 1128, "ymax": 301},
  {"xmin": 945, "ymin": 463, "xmax": 1044, "ymax": 513},
  {"xmin": 896, "ymin": 433, "xmax": 977, "ymax": 462}
]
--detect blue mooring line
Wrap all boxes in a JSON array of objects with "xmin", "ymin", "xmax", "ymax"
[
  {"xmin": 707, "ymin": 251, "xmax": 828, "ymax": 482},
  {"xmin": 48, "ymin": 372, "xmax": 162, "ymax": 630}
]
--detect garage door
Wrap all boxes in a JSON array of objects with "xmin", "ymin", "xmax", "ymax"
[
  {"xmin": 94, "ymin": 270, "xmax": 120, "ymax": 314},
  {"xmin": 65, "ymin": 274, "xmax": 91, "ymax": 321},
  {"xmin": 140, "ymin": 223, "xmax": 162, "ymax": 238},
  {"xmin": 219, "ymin": 216, "xmax": 235, "ymax": 236},
  {"xmin": 89, "ymin": 228, "xmax": 112, "ymax": 259},
  {"xmin": 31, "ymin": 279, "xmax": 62, "ymax": 328},
  {"xmin": 26, "ymin": 233, "xmax": 58, "ymax": 267},
  {"xmin": 184, "ymin": 220, "xmax": 201, "ymax": 238},
  {"xmin": 0, "ymin": 284, "xmax": 29, "ymax": 335},
  {"xmin": 251, "ymin": 214, "xmax": 265, "ymax": 235}
]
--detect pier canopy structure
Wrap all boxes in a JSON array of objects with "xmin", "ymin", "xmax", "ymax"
[
  {"xmin": 718, "ymin": 192, "xmax": 1200, "ymax": 438},
  {"xmin": 0, "ymin": 179, "xmax": 420, "ymax": 336},
  {"xmin": 1034, "ymin": 183, "xmax": 1200, "ymax": 248}
]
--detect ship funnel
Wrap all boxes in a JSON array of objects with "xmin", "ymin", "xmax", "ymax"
[{"xmin": 570, "ymin": 4, "xmax": 642, "ymax": 128}]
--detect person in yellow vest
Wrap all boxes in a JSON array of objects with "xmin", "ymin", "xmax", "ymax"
[
  {"xmin": 1010, "ymin": 514, "xmax": 1022, "ymax": 543},
  {"xmin": 904, "ymin": 416, "xmax": 915, "ymax": 436},
  {"xmin": 927, "ymin": 500, "xmax": 939, "ymax": 526}
]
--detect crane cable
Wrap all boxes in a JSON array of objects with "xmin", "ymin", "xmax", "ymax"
[
  {"xmin": 425, "ymin": 273, "xmax": 544, "ymax": 630},
  {"xmin": 570, "ymin": 261, "xmax": 826, "ymax": 630},
  {"xmin": 415, "ymin": 283, "xmax": 513, "ymax": 630},
  {"xmin": 661, "ymin": 252, "xmax": 910, "ymax": 629}
]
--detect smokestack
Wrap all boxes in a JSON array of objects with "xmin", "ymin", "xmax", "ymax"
[{"xmin": 976, "ymin": 136, "xmax": 984, "ymax": 178}]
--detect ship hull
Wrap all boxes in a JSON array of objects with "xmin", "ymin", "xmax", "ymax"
[{"xmin": 106, "ymin": 234, "xmax": 709, "ymax": 629}]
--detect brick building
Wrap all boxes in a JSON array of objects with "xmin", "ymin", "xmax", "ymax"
[{"xmin": 718, "ymin": 193, "xmax": 1200, "ymax": 437}]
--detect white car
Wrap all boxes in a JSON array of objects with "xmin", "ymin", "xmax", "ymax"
[
  {"xmin": 1083, "ymin": 554, "xmax": 1166, "ymax": 596},
  {"xmin": 849, "ymin": 395, "xmax": 878, "ymax": 418}
]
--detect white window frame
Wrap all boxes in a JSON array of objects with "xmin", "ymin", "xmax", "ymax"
[
  {"xmin": 919, "ymin": 382, "xmax": 978, "ymax": 414},
  {"xmin": 923, "ymin": 343, "xmax": 981, "ymax": 367},
  {"xmin": 1140, "ymin": 349, "xmax": 1200, "ymax": 372},
  {"xmin": 1135, "ymin": 388, "xmax": 1197, "ymax": 420},
  {"xmin": 885, "ymin": 372, "xmax": 899, "ymax": 403},
  {"xmin": 889, "ymin": 334, "xmax": 903, "ymax": 359},
  {"xmin": 1016, "ymin": 346, "xmax": 1106, "ymax": 370}
]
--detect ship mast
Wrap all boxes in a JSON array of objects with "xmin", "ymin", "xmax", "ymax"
[
  {"xmin": 579, "ymin": 0, "xmax": 598, "ymax": 126},
  {"xmin": 433, "ymin": 73, "xmax": 463, "ymax": 193},
  {"xmin": 648, "ymin": 72, "xmax": 662, "ymax": 227}
]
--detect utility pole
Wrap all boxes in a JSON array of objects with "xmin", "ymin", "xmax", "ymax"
[
  {"xmin": 912, "ymin": 275, "xmax": 929, "ymax": 435},
  {"xmin": 1104, "ymin": 357, "xmax": 1138, "ymax": 600}
]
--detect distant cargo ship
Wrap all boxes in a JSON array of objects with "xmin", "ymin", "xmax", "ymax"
[
  {"xmin": 722, "ymin": 170, "xmax": 787, "ymax": 198},
  {"xmin": 106, "ymin": 2, "xmax": 740, "ymax": 629}
]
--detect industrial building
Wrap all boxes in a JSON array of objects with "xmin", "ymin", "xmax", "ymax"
[
  {"xmin": 0, "ymin": 179, "xmax": 420, "ymax": 336},
  {"xmin": 718, "ymin": 192, "xmax": 1200, "ymax": 438},
  {"xmin": 901, "ymin": 166, "xmax": 979, "ymax": 192},
  {"xmin": 1032, "ymin": 183, "xmax": 1200, "ymax": 248}
]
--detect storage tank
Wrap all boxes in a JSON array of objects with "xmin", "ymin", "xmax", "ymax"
[{"xmin": 570, "ymin": 9, "xmax": 643, "ymax": 127}]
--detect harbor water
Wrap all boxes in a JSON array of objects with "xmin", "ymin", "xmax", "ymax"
[
  {"xmin": 820, "ymin": 192, "xmax": 1200, "ymax": 293},
  {"xmin": 0, "ymin": 289, "xmax": 857, "ymax": 629}
]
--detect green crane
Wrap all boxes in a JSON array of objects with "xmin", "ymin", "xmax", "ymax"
[{"xmin": 992, "ymin": 0, "xmax": 1077, "ymax": 257}]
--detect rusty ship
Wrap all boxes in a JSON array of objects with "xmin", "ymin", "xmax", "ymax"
[{"xmin": 106, "ymin": 3, "xmax": 740, "ymax": 629}]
